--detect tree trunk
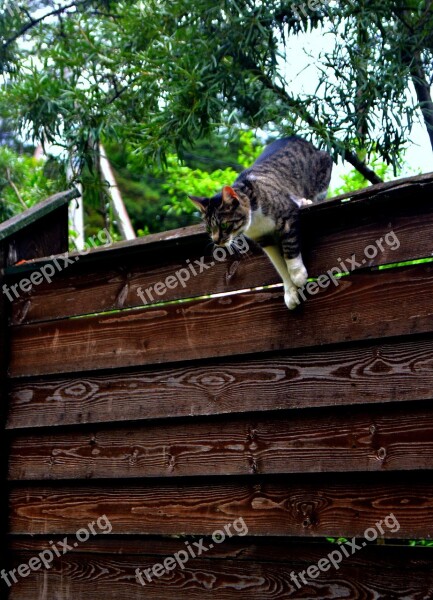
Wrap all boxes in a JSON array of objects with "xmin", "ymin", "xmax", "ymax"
[{"xmin": 409, "ymin": 52, "xmax": 433, "ymax": 155}]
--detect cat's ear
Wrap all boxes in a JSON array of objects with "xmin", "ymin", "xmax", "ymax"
[
  {"xmin": 222, "ymin": 186, "xmax": 239, "ymax": 206},
  {"xmin": 188, "ymin": 195, "xmax": 209, "ymax": 214}
]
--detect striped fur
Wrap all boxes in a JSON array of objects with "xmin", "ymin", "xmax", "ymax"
[{"xmin": 188, "ymin": 136, "xmax": 333, "ymax": 309}]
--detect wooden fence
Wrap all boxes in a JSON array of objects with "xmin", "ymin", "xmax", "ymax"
[{"xmin": 1, "ymin": 175, "xmax": 433, "ymax": 598}]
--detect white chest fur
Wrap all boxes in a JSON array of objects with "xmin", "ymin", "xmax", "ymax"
[{"xmin": 243, "ymin": 208, "xmax": 276, "ymax": 241}]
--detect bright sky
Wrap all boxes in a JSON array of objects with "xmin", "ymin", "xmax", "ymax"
[{"xmin": 282, "ymin": 25, "xmax": 433, "ymax": 187}]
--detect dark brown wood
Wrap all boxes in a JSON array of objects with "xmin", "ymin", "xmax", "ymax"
[
  {"xmin": 8, "ymin": 402, "xmax": 433, "ymax": 480},
  {"xmin": 7, "ymin": 540, "xmax": 433, "ymax": 600},
  {"xmin": 9, "ymin": 475, "xmax": 433, "ymax": 538},
  {"xmin": 4, "ymin": 175, "xmax": 433, "ymax": 599},
  {"xmin": 0, "ymin": 243, "xmax": 10, "ymax": 594},
  {"xmin": 7, "ymin": 177, "xmax": 433, "ymax": 325},
  {"xmin": 8, "ymin": 241, "xmax": 266, "ymax": 325},
  {"xmin": 8, "ymin": 334, "xmax": 433, "ymax": 429},
  {"xmin": 0, "ymin": 189, "xmax": 78, "ymax": 243},
  {"xmin": 7, "ymin": 204, "xmax": 70, "ymax": 266},
  {"xmin": 8, "ymin": 535, "xmax": 431, "ymax": 564},
  {"xmin": 302, "ymin": 193, "xmax": 433, "ymax": 274},
  {"xmin": 9, "ymin": 263, "xmax": 433, "ymax": 377}
]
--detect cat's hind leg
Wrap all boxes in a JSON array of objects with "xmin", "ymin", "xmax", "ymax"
[
  {"xmin": 261, "ymin": 245, "xmax": 300, "ymax": 310},
  {"xmin": 281, "ymin": 215, "xmax": 308, "ymax": 289}
]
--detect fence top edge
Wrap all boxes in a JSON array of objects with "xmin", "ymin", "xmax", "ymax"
[
  {"xmin": 5, "ymin": 172, "xmax": 433, "ymax": 273},
  {"xmin": 327, "ymin": 170, "xmax": 433, "ymax": 204}
]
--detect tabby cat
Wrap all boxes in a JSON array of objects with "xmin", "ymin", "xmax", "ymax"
[{"xmin": 189, "ymin": 136, "xmax": 333, "ymax": 309}]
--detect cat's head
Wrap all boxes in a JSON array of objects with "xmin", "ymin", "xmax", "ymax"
[{"xmin": 188, "ymin": 186, "xmax": 250, "ymax": 246}]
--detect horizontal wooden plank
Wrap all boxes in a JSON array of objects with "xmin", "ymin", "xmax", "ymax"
[
  {"xmin": 8, "ymin": 334, "xmax": 433, "ymax": 429},
  {"xmin": 8, "ymin": 402, "xmax": 433, "ymax": 480},
  {"xmin": 8, "ymin": 240, "xmax": 269, "ymax": 325},
  {"xmin": 8, "ymin": 535, "xmax": 432, "ymax": 564},
  {"xmin": 7, "ymin": 541, "xmax": 433, "ymax": 599},
  {"xmin": 0, "ymin": 244, "xmax": 9, "ymax": 582},
  {"xmin": 7, "ymin": 175, "xmax": 433, "ymax": 325},
  {"xmin": 9, "ymin": 475, "xmax": 433, "ymax": 538},
  {"xmin": 9, "ymin": 264, "xmax": 433, "ymax": 377}
]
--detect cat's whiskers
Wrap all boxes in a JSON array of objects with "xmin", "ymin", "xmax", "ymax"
[{"xmin": 227, "ymin": 239, "xmax": 242, "ymax": 258}]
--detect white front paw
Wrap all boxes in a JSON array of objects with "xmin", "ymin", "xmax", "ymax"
[
  {"xmin": 290, "ymin": 265, "xmax": 308, "ymax": 288},
  {"xmin": 299, "ymin": 198, "xmax": 313, "ymax": 207},
  {"xmin": 284, "ymin": 289, "xmax": 299, "ymax": 310}
]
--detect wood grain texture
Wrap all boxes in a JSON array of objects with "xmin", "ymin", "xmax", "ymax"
[
  {"xmin": 9, "ymin": 264, "xmax": 433, "ymax": 377},
  {"xmin": 8, "ymin": 535, "xmax": 432, "ymax": 564},
  {"xmin": 5, "ymin": 177, "xmax": 433, "ymax": 600},
  {"xmin": 9, "ymin": 242, "xmax": 268, "ymax": 325},
  {"xmin": 8, "ymin": 334, "xmax": 433, "ymax": 429},
  {"xmin": 7, "ymin": 180, "xmax": 433, "ymax": 325},
  {"xmin": 8, "ymin": 402, "xmax": 433, "ymax": 480},
  {"xmin": 7, "ymin": 542, "xmax": 433, "ymax": 600},
  {"xmin": 0, "ymin": 244, "xmax": 10, "ymax": 578},
  {"xmin": 9, "ymin": 475, "xmax": 433, "ymax": 538}
]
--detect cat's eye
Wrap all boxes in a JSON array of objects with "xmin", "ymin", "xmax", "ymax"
[{"xmin": 220, "ymin": 222, "xmax": 229, "ymax": 230}]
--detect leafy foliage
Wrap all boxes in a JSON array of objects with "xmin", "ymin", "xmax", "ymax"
[
  {"xmin": 1, "ymin": 0, "xmax": 432, "ymax": 196},
  {"xmin": 159, "ymin": 131, "xmax": 263, "ymax": 218},
  {"xmin": 330, "ymin": 154, "xmax": 397, "ymax": 197},
  {"xmin": 326, "ymin": 537, "xmax": 349, "ymax": 544},
  {"xmin": 409, "ymin": 539, "xmax": 433, "ymax": 547},
  {"xmin": 103, "ymin": 130, "xmax": 263, "ymax": 234},
  {"xmin": 0, "ymin": 146, "xmax": 65, "ymax": 222}
]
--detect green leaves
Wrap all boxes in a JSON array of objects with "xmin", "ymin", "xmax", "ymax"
[
  {"xmin": 0, "ymin": 147, "xmax": 66, "ymax": 222},
  {"xmin": 409, "ymin": 539, "xmax": 433, "ymax": 547},
  {"xmin": 158, "ymin": 153, "xmax": 238, "ymax": 216},
  {"xmin": 1, "ymin": 0, "xmax": 432, "ymax": 196}
]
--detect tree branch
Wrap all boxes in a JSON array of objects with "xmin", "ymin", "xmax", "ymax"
[
  {"xmin": 406, "ymin": 52, "xmax": 433, "ymax": 154},
  {"xmin": 6, "ymin": 168, "xmax": 27, "ymax": 209},
  {"xmin": 392, "ymin": 6, "xmax": 433, "ymax": 157},
  {"xmin": 2, "ymin": 0, "xmax": 94, "ymax": 51},
  {"xmin": 244, "ymin": 61, "xmax": 383, "ymax": 184},
  {"xmin": 343, "ymin": 151, "xmax": 384, "ymax": 184}
]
